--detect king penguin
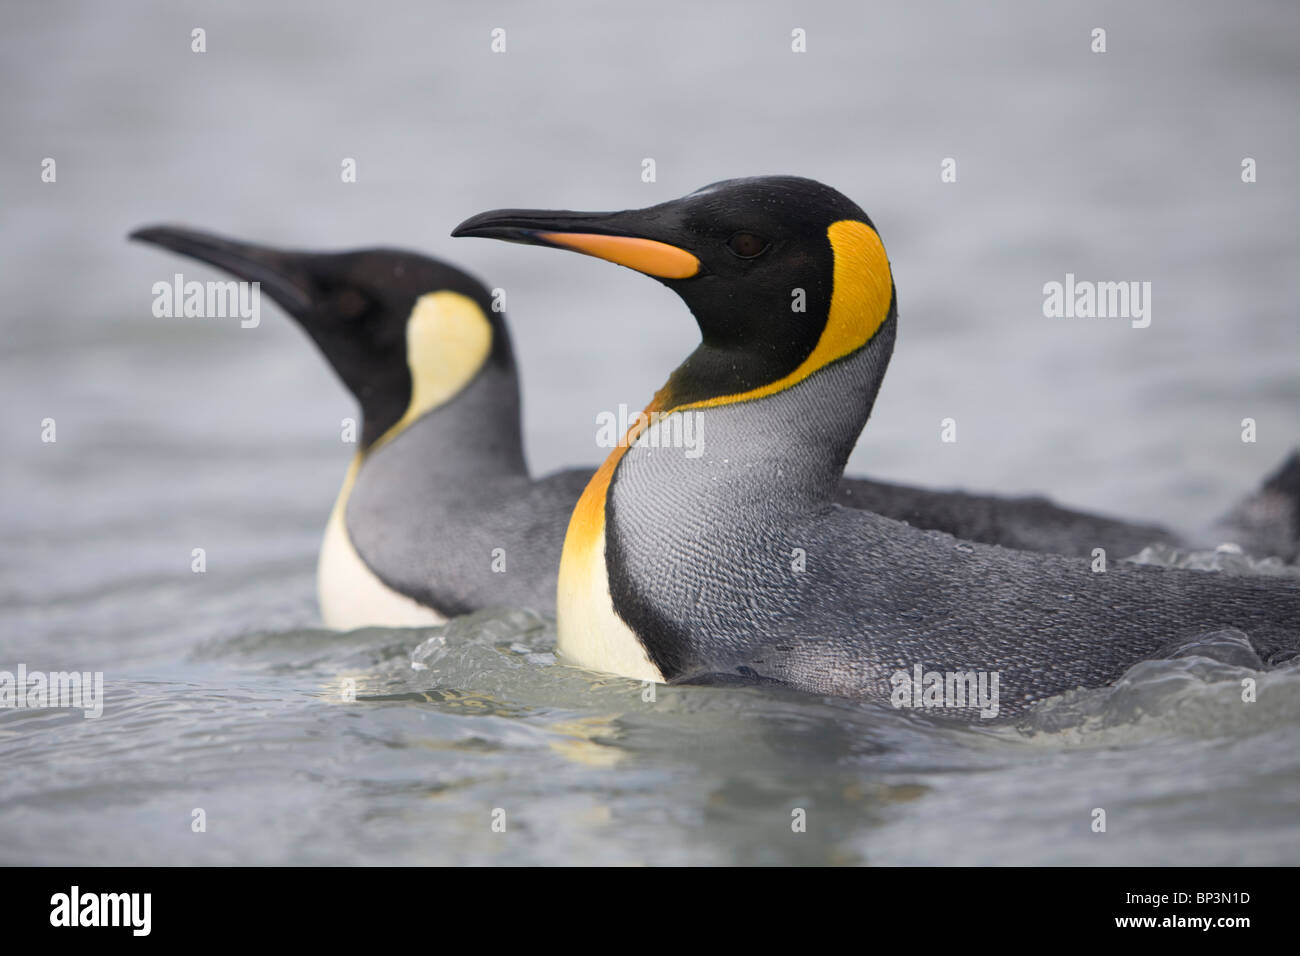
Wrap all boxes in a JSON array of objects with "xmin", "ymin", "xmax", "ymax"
[
  {"xmin": 453, "ymin": 176, "xmax": 1300, "ymax": 716},
  {"xmin": 130, "ymin": 226, "xmax": 593, "ymax": 628}
]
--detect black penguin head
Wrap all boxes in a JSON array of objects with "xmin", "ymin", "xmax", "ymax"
[
  {"xmin": 452, "ymin": 176, "xmax": 894, "ymax": 407},
  {"xmin": 130, "ymin": 227, "xmax": 512, "ymax": 448}
]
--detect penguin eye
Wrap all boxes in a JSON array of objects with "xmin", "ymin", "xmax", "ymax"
[
  {"xmin": 725, "ymin": 232, "xmax": 770, "ymax": 259},
  {"xmin": 334, "ymin": 288, "xmax": 371, "ymax": 320}
]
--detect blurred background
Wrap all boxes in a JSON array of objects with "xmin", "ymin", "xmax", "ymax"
[
  {"xmin": 0, "ymin": 0, "xmax": 1297, "ymax": 866},
  {"xmin": 4, "ymin": 0, "xmax": 1297, "ymax": 529}
]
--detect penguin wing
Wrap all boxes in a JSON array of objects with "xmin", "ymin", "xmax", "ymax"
[{"xmin": 685, "ymin": 505, "xmax": 1300, "ymax": 713}]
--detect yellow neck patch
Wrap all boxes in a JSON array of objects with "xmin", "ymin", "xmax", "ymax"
[
  {"xmin": 370, "ymin": 290, "xmax": 493, "ymax": 454},
  {"xmin": 667, "ymin": 218, "xmax": 892, "ymax": 414}
]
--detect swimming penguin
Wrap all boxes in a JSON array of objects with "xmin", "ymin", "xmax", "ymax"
[
  {"xmin": 130, "ymin": 226, "xmax": 592, "ymax": 628},
  {"xmin": 452, "ymin": 176, "xmax": 1300, "ymax": 716}
]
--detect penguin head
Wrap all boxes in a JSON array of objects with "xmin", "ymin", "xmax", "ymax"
[
  {"xmin": 130, "ymin": 227, "xmax": 513, "ymax": 449},
  {"xmin": 453, "ymin": 176, "xmax": 894, "ymax": 407}
]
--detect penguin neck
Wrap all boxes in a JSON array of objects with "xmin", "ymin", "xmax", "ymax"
[
  {"xmin": 645, "ymin": 314, "xmax": 896, "ymax": 506},
  {"xmin": 656, "ymin": 336, "xmax": 817, "ymax": 409},
  {"xmin": 555, "ymin": 318, "xmax": 896, "ymax": 681},
  {"xmin": 315, "ymin": 289, "xmax": 528, "ymax": 628},
  {"xmin": 317, "ymin": 337, "xmax": 528, "ymax": 628},
  {"xmin": 359, "ymin": 289, "xmax": 528, "ymax": 474},
  {"xmin": 364, "ymin": 355, "xmax": 528, "ymax": 477},
  {"xmin": 321, "ymin": 290, "xmax": 527, "ymax": 603}
]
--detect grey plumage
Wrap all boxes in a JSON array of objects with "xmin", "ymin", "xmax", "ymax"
[
  {"xmin": 347, "ymin": 334, "xmax": 1297, "ymax": 619},
  {"xmin": 833, "ymin": 478, "xmax": 1175, "ymax": 559},
  {"xmin": 345, "ymin": 358, "xmax": 590, "ymax": 615},
  {"xmin": 606, "ymin": 318, "xmax": 1300, "ymax": 718}
]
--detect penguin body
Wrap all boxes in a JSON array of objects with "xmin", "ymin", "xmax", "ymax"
[
  {"xmin": 130, "ymin": 228, "xmax": 583, "ymax": 626},
  {"xmin": 319, "ymin": 455, "xmax": 444, "ymax": 629},
  {"xmin": 454, "ymin": 176, "xmax": 1300, "ymax": 715},
  {"xmin": 604, "ymin": 321, "xmax": 1300, "ymax": 707}
]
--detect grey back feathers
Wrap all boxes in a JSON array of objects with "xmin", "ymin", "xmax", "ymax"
[{"xmin": 833, "ymin": 478, "xmax": 1178, "ymax": 559}]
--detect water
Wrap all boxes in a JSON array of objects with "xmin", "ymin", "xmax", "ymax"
[
  {"xmin": 6, "ymin": 608, "xmax": 1298, "ymax": 865},
  {"xmin": 2, "ymin": 0, "xmax": 1298, "ymax": 865}
]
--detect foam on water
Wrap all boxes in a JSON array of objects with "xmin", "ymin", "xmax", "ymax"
[
  {"xmin": 1128, "ymin": 543, "xmax": 1300, "ymax": 578},
  {"xmin": 1017, "ymin": 629, "xmax": 1300, "ymax": 741}
]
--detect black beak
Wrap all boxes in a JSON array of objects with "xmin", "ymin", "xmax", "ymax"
[{"xmin": 129, "ymin": 226, "xmax": 317, "ymax": 314}]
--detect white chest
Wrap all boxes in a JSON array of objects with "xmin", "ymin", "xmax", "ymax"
[{"xmin": 317, "ymin": 460, "xmax": 444, "ymax": 630}]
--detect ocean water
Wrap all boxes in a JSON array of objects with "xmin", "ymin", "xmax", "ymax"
[{"xmin": 2, "ymin": 0, "xmax": 1298, "ymax": 865}]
